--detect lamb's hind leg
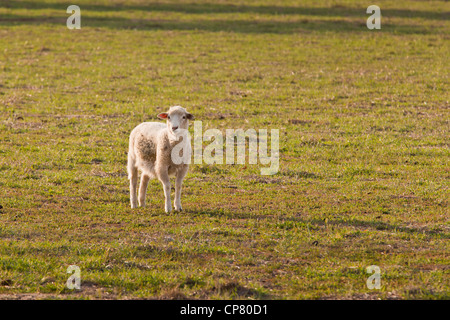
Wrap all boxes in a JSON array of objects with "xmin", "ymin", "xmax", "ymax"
[
  {"xmin": 127, "ymin": 150, "xmax": 139, "ymax": 208},
  {"xmin": 156, "ymin": 169, "xmax": 171, "ymax": 213},
  {"xmin": 138, "ymin": 174, "xmax": 150, "ymax": 207},
  {"xmin": 128, "ymin": 167, "xmax": 138, "ymax": 209},
  {"xmin": 174, "ymin": 166, "xmax": 188, "ymax": 212}
]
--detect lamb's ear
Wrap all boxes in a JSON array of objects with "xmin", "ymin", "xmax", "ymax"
[
  {"xmin": 157, "ymin": 112, "xmax": 168, "ymax": 119},
  {"xmin": 186, "ymin": 113, "xmax": 194, "ymax": 120}
]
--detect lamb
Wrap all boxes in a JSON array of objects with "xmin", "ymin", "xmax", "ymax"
[{"xmin": 127, "ymin": 106, "xmax": 194, "ymax": 212}]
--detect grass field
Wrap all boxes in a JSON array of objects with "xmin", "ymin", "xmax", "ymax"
[{"xmin": 0, "ymin": 0, "xmax": 449, "ymax": 300}]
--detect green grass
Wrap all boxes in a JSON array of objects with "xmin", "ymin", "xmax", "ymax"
[{"xmin": 0, "ymin": 0, "xmax": 449, "ymax": 299}]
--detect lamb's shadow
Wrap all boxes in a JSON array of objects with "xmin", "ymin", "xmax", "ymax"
[
  {"xmin": 300, "ymin": 217, "xmax": 449, "ymax": 239},
  {"xmin": 185, "ymin": 207, "xmax": 449, "ymax": 239},
  {"xmin": 184, "ymin": 207, "xmax": 270, "ymax": 221}
]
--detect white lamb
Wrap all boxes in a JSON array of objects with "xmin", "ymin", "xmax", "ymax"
[{"xmin": 127, "ymin": 106, "xmax": 194, "ymax": 212}]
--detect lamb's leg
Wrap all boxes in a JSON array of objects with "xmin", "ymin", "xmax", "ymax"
[
  {"xmin": 127, "ymin": 140, "xmax": 138, "ymax": 209},
  {"xmin": 129, "ymin": 167, "xmax": 138, "ymax": 208},
  {"xmin": 174, "ymin": 167, "xmax": 188, "ymax": 211},
  {"xmin": 127, "ymin": 149, "xmax": 139, "ymax": 208},
  {"xmin": 138, "ymin": 174, "xmax": 150, "ymax": 207},
  {"xmin": 158, "ymin": 170, "xmax": 172, "ymax": 213}
]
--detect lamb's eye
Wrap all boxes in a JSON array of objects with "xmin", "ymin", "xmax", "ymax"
[
  {"xmin": 183, "ymin": 116, "xmax": 186, "ymax": 119},
  {"xmin": 168, "ymin": 116, "xmax": 170, "ymax": 119}
]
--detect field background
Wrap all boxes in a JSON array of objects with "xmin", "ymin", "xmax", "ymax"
[{"xmin": 0, "ymin": 0, "xmax": 448, "ymax": 299}]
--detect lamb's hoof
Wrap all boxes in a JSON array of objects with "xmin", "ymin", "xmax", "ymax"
[{"xmin": 175, "ymin": 208, "xmax": 183, "ymax": 212}]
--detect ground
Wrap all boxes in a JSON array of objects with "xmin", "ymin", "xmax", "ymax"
[{"xmin": 0, "ymin": 0, "xmax": 448, "ymax": 299}]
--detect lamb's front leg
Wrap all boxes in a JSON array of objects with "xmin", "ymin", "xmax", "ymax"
[
  {"xmin": 158, "ymin": 170, "xmax": 172, "ymax": 213},
  {"xmin": 174, "ymin": 167, "xmax": 188, "ymax": 211}
]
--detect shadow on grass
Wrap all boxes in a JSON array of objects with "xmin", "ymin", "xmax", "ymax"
[
  {"xmin": 187, "ymin": 207, "xmax": 449, "ymax": 239},
  {"xmin": 0, "ymin": 2, "xmax": 445, "ymax": 34},
  {"xmin": 0, "ymin": 14, "xmax": 436, "ymax": 35},
  {"xmin": 305, "ymin": 217, "xmax": 450, "ymax": 239},
  {"xmin": 2, "ymin": 1, "xmax": 449, "ymax": 21}
]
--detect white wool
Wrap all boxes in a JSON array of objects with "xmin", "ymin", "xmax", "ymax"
[{"xmin": 127, "ymin": 106, "xmax": 193, "ymax": 212}]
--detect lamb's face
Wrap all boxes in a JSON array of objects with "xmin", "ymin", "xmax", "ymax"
[{"xmin": 158, "ymin": 106, "xmax": 194, "ymax": 137}]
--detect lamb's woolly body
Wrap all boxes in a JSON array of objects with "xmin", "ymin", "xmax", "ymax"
[{"xmin": 128, "ymin": 123, "xmax": 186, "ymax": 179}]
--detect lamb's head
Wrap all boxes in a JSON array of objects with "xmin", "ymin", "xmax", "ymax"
[{"xmin": 158, "ymin": 106, "xmax": 194, "ymax": 138}]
